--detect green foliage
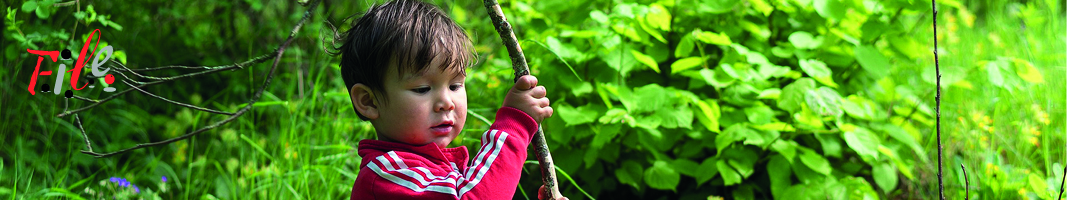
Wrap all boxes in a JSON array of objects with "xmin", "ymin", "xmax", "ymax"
[{"xmin": 1, "ymin": 0, "xmax": 1064, "ymax": 199}]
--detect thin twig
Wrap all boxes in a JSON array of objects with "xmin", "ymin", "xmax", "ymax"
[
  {"xmin": 1058, "ymin": 164, "xmax": 1065, "ymax": 200},
  {"xmin": 483, "ymin": 0, "xmax": 561, "ymax": 199},
  {"xmin": 53, "ymin": 1, "xmax": 77, "ymax": 7},
  {"xmin": 932, "ymin": 0, "xmax": 945, "ymax": 199},
  {"xmin": 75, "ymin": 114, "xmax": 92, "ymax": 152},
  {"xmin": 121, "ymin": 79, "xmax": 235, "ymax": 115},
  {"xmin": 57, "ymin": 52, "xmax": 275, "ymax": 118},
  {"xmin": 961, "ymin": 164, "xmax": 969, "ymax": 200},
  {"xmin": 76, "ymin": 0, "xmax": 322, "ymax": 158}
]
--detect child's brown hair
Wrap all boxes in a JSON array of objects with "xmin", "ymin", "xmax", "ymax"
[{"xmin": 335, "ymin": 0, "xmax": 476, "ymax": 120}]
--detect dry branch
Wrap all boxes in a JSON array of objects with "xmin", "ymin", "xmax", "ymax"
[
  {"xmin": 932, "ymin": 0, "xmax": 945, "ymax": 199},
  {"xmin": 482, "ymin": 0, "xmax": 562, "ymax": 199},
  {"xmin": 69, "ymin": 0, "xmax": 322, "ymax": 158}
]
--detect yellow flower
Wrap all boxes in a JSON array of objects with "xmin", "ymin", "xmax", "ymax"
[
  {"xmin": 1029, "ymin": 137, "xmax": 1039, "ymax": 146},
  {"xmin": 1018, "ymin": 188, "xmax": 1027, "ymax": 196},
  {"xmin": 1038, "ymin": 112, "xmax": 1050, "ymax": 125}
]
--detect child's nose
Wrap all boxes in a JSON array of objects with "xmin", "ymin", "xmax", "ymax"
[{"xmin": 434, "ymin": 93, "xmax": 455, "ymax": 112}]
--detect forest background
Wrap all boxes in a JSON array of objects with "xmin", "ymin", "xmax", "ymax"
[{"xmin": 1, "ymin": 0, "xmax": 1065, "ymax": 199}]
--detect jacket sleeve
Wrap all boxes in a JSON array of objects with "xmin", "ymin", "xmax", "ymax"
[
  {"xmin": 350, "ymin": 107, "xmax": 538, "ymax": 200},
  {"xmin": 456, "ymin": 106, "xmax": 538, "ymax": 199}
]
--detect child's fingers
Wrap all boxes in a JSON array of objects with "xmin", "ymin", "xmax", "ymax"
[
  {"xmin": 530, "ymin": 86, "xmax": 547, "ymax": 98},
  {"xmin": 538, "ymin": 97, "xmax": 551, "ymax": 108},
  {"xmin": 514, "ymin": 75, "xmax": 538, "ymax": 90},
  {"xmin": 542, "ymin": 106, "xmax": 553, "ymax": 119}
]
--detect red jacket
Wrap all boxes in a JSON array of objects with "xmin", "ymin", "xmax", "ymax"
[{"xmin": 350, "ymin": 107, "xmax": 539, "ymax": 200}]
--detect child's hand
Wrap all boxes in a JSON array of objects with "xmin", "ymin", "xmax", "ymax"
[{"xmin": 503, "ymin": 75, "xmax": 553, "ymax": 123}]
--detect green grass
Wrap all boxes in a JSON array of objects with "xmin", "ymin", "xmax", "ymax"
[{"xmin": 1, "ymin": 0, "xmax": 1064, "ymax": 199}]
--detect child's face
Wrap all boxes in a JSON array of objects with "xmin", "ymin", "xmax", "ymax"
[{"xmin": 373, "ymin": 57, "xmax": 467, "ymax": 148}]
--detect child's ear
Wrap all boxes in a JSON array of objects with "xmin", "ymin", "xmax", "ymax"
[{"xmin": 350, "ymin": 84, "xmax": 380, "ymax": 119}]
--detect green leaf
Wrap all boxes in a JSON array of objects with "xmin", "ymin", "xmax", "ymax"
[
  {"xmin": 546, "ymin": 36, "xmax": 581, "ymax": 60},
  {"xmin": 591, "ymin": 123, "xmax": 621, "ymax": 149},
  {"xmin": 758, "ymin": 88, "xmax": 782, "ymax": 99},
  {"xmin": 813, "ymin": 0, "xmax": 847, "ymax": 20},
  {"xmin": 841, "ymin": 95, "xmax": 883, "ymax": 120},
  {"xmin": 701, "ymin": 67, "xmax": 736, "ymax": 89},
  {"xmin": 789, "ymin": 31, "xmax": 822, "ymax": 49},
  {"xmin": 842, "ymin": 127, "xmax": 881, "ymax": 160},
  {"xmin": 611, "ymin": 24, "xmax": 643, "ymax": 43},
  {"xmin": 35, "ymin": 4, "xmax": 50, "ymax": 19},
  {"xmin": 744, "ymin": 105, "xmax": 774, "ymax": 124},
  {"xmin": 777, "ymin": 78, "xmax": 815, "ymax": 113},
  {"xmin": 601, "ymin": 42, "xmax": 637, "ymax": 76},
  {"xmin": 771, "ymin": 140, "xmax": 799, "ymax": 162},
  {"xmin": 693, "ymin": 29, "xmax": 732, "ymax": 46},
  {"xmin": 630, "ymin": 84, "xmax": 669, "ymax": 112},
  {"xmin": 615, "ymin": 160, "xmax": 644, "ymax": 189},
  {"xmin": 21, "ymin": 1, "xmax": 37, "ymax": 12},
  {"xmin": 792, "ymin": 158, "xmax": 824, "ymax": 184},
  {"xmin": 1013, "ymin": 58, "xmax": 1045, "ymax": 83},
  {"xmin": 676, "ymin": 34, "xmax": 696, "ymax": 58},
  {"xmin": 986, "ymin": 61, "xmax": 1005, "ymax": 87},
  {"xmin": 1027, "ymin": 173, "xmax": 1048, "ymax": 198},
  {"xmin": 840, "ymin": 176, "xmax": 881, "ymax": 200},
  {"xmin": 723, "ymin": 147, "xmax": 759, "ymax": 178},
  {"xmin": 799, "ymin": 59, "xmax": 831, "ymax": 77},
  {"xmin": 874, "ymin": 124, "xmax": 923, "ymax": 161},
  {"xmin": 804, "ymin": 87, "xmax": 844, "ymax": 117},
  {"xmin": 645, "ymin": 160, "xmax": 681, "ymax": 191},
  {"xmin": 700, "ymin": 0, "xmax": 740, "ymax": 13},
  {"xmin": 673, "ymin": 159, "xmax": 701, "ymax": 177},
  {"xmin": 650, "ymin": 104, "xmax": 693, "ymax": 129},
  {"xmin": 671, "ymin": 57, "xmax": 706, "ymax": 74},
  {"xmin": 695, "ymin": 157, "xmax": 719, "ymax": 185},
  {"xmin": 693, "ymin": 99, "xmax": 721, "ymax": 133},
  {"xmin": 631, "ymin": 50, "xmax": 660, "ymax": 73},
  {"xmin": 716, "ymin": 125, "xmax": 742, "ymax": 154},
  {"xmin": 873, "ymin": 163, "xmax": 898, "ymax": 193},
  {"xmin": 768, "ymin": 155, "xmax": 792, "ymax": 198},
  {"xmin": 589, "ymin": 10, "xmax": 609, "ymax": 24},
  {"xmin": 800, "ymin": 148, "xmax": 832, "ymax": 175},
  {"xmin": 854, "ymin": 45, "xmax": 891, "ymax": 79},
  {"xmin": 645, "ymin": 4, "xmax": 671, "ymax": 31},
  {"xmin": 556, "ymin": 105, "xmax": 599, "ymax": 126},
  {"xmin": 717, "ymin": 160, "xmax": 743, "ymax": 186}
]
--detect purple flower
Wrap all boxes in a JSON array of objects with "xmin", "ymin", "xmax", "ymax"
[
  {"xmin": 162, "ymin": 176, "xmax": 167, "ymax": 182},
  {"xmin": 133, "ymin": 186, "xmax": 140, "ymax": 193}
]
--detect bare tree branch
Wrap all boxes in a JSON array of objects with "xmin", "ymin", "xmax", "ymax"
[
  {"xmin": 57, "ymin": 52, "xmax": 275, "ymax": 118},
  {"xmin": 932, "ymin": 0, "xmax": 945, "ymax": 199},
  {"xmin": 962, "ymin": 164, "xmax": 969, "ymax": 200},
  {"xmin": 482, "ymin": 1, "xmax": 562, "ymax": 199},
  {"xmin": 70, "ymin": 0, "xmax": 322, "ymax": 158},
  {"xmin": 121, "ymin": 79, "xmax": 235, "ymax": 115}
]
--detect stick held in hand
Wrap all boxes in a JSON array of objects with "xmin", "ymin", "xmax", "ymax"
[{"xmin": 482, "ymin": 0, "xmax": 562, "ymax": 199}]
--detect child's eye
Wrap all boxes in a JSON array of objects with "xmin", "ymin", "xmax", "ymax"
[
  {"xmin": 449, "ymin": 84, "xmax": 463, "ymax": 91},
  {"xmin": 411, "ymin": 87, "xmax": 430, "ymax": 94}
]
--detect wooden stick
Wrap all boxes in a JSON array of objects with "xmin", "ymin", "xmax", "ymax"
[
  {"xmin": 932, "ymin": 0, "xmax": 945, "ymax": 199},
  {"xmin": 962, "ymin": 164, "xmax": 969, "ymax": 200},
  {"xmin": 482, "ymin": 1, "xmax": 562, "ymax": 199}
]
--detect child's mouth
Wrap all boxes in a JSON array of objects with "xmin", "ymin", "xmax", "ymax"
[{"xmin": 431, "ymin": 123, "xmax": 453, "ymax": 135}]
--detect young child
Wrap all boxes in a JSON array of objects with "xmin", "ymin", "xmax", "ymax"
[{"xmin": 337, "ymin": 0, "xmax": 553, "ymax": 199}]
